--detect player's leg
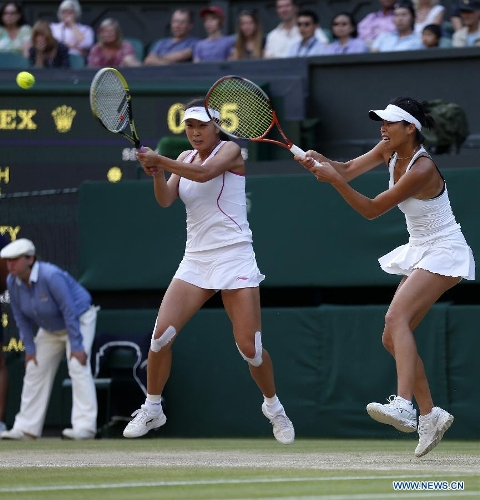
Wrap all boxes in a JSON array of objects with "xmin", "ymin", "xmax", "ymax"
[
  {"xmin": 221, "ymin": 286, "xmax": 294, "ymax": 445},
  {"xmin": 123, "ymin": 279, "xmax": 215, "ymax": 438},
  {"xmin": 368, "ymin": 269, "xmax": 459, "ymax": 455}
]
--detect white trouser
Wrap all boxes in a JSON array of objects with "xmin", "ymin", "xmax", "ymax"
[{"xmin": 13, "ymin": 305, "xmax": 98, "ymax": 437}]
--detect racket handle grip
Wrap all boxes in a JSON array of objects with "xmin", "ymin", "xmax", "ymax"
[
  {"xmin": 138, "ymin": 146, "xmax": 146, "ymax": 153},
  {"xmin": 289, "ymin": 144, "xmax": 307, "ymax": 157},
  {"xmin": 289, "ymin": 144, "xmax": 321, "ymax": 166}
]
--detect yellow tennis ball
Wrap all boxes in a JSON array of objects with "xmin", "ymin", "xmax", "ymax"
[{"xmin": 16, "ymin": 71, "xmax": 35, "ymax": 89}]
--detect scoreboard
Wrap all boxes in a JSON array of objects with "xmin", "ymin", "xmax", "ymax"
[{"xmin": 0, "ymin": 81, "xmax": 212, "ymax": 194}]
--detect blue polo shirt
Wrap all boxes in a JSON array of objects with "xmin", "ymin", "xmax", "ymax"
[
  {"xmin": 149, "ymin": 36, "xmax": 199, "ymax": 59},
  {"xmin": 7, "ymin": 261, "xmax": 91, "ymax": 355}
]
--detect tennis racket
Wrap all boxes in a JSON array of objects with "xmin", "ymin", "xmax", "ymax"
[
  {"xmin": 205, "ymin": 75, "xmax": 319, "ymax": 163},
  {"xmin": 90, "ymin": 67, "xmax": 145, "ymax": 152}
]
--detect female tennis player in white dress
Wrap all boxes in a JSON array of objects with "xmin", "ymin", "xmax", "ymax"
[
  {"xmin": 295, "ymin": 96, "xmax": 475, "ymax": 458},
  {"xmin": 123, "ymin": 98, "xmax": 294, "ymax": 444}
]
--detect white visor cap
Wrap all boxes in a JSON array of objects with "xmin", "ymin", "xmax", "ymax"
[
  {"xmin": 181, "ymin": 106, "xmax": 220, "ymax": 123},
  {"xmin": 368, "ymin": 104, "xmax": 422, "ymax": 131}
]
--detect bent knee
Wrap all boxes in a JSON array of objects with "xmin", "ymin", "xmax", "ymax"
[
  {"xmin": 381, "ymin": 329, "xmax": 394, "ymax": 352},
  {"xmin": 236, "ymin": 331, "xmax": 263, "ymax": 367}
]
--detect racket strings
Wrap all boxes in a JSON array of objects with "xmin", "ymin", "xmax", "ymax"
[
  {"xmin": 208, "ymin": 79, "xmax": 273, "ymax": 139},
  {"xmin": 91, "ymin": 71, "xmax": 130, "ymax": 133}
]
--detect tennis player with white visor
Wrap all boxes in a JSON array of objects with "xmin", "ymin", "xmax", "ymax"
[
  {"xmin": 295, "ymin": 96, "xmax": 474, "ymax": 457},
  {"xmin": 123, "ymin": 97, "xmax": 295, "ymax": 444}
]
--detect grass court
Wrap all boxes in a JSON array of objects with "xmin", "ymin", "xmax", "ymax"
[{"xmin": 0, "ymin": 438, "xmax": 479, "ymax": 499}]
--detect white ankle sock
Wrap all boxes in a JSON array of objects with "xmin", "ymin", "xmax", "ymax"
[
  {"xmin": 264, "ymin": 395, "xmax": 279, "ymax": 406},
  {"xmin": 145, "ymin": 394, "xmax": 162, "ymax": 413},
  {"xmin": 397, "ymin": 396, "xmax": 413, "ymax": 407}
]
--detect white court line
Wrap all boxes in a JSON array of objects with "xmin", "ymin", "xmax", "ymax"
[
  {"xmin": 0, "ymin": 474, "xmax": 478, "ymax": 494},
  {"xmin": 215, "ymin": 494, "xmax": 480, "ymax": 500}
]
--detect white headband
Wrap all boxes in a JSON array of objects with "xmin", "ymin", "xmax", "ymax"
[
  {"xmin": 369, "ymin": 104, "xmax": 422, "ymax": 131},
  {"xmin": 181, "ymin": 107, "xmax": 220, "ymax": 123}
]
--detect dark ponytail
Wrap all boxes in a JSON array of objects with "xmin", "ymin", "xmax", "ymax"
[{"xmin": 389, "ymin": 96, "xmax": 435, "ymax": 144}]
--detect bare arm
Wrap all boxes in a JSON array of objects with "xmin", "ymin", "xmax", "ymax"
[
  {"xmin": 431, "ymin": 9, "xmax": 445, "ymax": 26},
  {"xmin": 138, "ymin": 142, "xmax": 244, "ymax": 207},
  {"xmin": 137, "ymin": 142, "xmax": 244, "ymax": 183},
  {"xmin": 142, "ymin": 152, "xmax": 187, "ymax": 208},
  {"xmin": 304, "ymin": 156, "xmax": 438, "ymax": 219},
  {"xmin": 297, "ymin": 141, "xmax": 388, "ymax": 182},
  {"xmin": 123, "ymin": 54, "xmax": 142, "ymax": 67},
  {"xmin": 144, "ymin": 48, "xmax": 193, "ymax": 65}
]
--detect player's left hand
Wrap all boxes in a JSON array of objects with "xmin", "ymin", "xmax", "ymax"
[{"xmin": 137, "ymin": 147, "xmax": 163, "ymax": 176}]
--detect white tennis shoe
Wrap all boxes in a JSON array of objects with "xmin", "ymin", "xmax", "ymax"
[
  {"xmin": 0, "ymin": 428, "xmax": 36, "ymax": 440},
  {"xmin": 123, "ymin": 404, "xmax": 166, "ymax": 438},
  {"xmin": 262, "ymin": 402, "xmax": 295, "ymax": 445},
  {"xmin": 62, "ymin": 428, "xmax": 96, "ymax": 440},
  {"xmin": 415, "ymin": 407, "xmax": 454, "ymax": 457},
  {"xmin": 366, "ymin": 395, "xmax": 417, "ymax": 433}
]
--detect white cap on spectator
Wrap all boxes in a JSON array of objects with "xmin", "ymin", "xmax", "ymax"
[{"xmin": 0, "ymin": 239, "xmax": 36, "ymax": 259}]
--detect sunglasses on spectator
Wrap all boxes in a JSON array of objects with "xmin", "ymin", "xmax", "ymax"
[{"xmin": 297, "ymin": 21, "xmax": 313, "ymax": 27}]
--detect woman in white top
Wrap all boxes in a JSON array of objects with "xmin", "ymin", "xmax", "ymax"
[
  {"xmin": 50, "ymin": 0, "xmax": 93, "ymax": 57},
  {"xmin": 295, "ymin": 96, "xmax": 474, "ymax": 458},
  {"xmin": 122, "ymin": 98, "xmax": 295, "ymax": 445},
  {"xmin": 413, "ymin": 0, "xmax": 445, "ymax": 35}
]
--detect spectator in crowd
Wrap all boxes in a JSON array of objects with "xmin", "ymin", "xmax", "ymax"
[
  {"xmin": 358, "ymin": 0, "xmax": 396, "ymax": 48},
  {"xmin": 323, "ymin": 12, "xmax": 368, "ymax": 54},
  {"xmin": 452, "ymin": 0, "xmax": 480, "ymax": 46},
  {"xmin": 193, "ymin": 6, "xmax": 234, "ymax": 63},
  {"xmin": 422, "ymin": 23, "xmax": 442, "ymax": 47},
  {"xmin": 50, "ymin": 0, "xmax": 94, "ymax": 57},
  {"xmin": 29, "ymin": 19, "xmax": 70, "ymax": 68},
  {"xmin": 288, "ymin": 9, "xmax": 327, "ymax": 57},
  {"xmin": 0, "ymin": 239, "xmax": 98, "ymax": 441},
  {"xmin": 449, "ymin": 3, "xmax": 464, "ymax": 32},
  {"xmin": 0, "ymin": 234, "xmax": 9, "ymax": 434},
  {"xmin": 87, "ymin": 18, "xmax": 141, "ymax": 67},
  {"xmin": 265, "ymin": 0, "xmax": 328, "ymax": 58},
  {"xmin": 413, "ymin": 0, "xmax": 445, "ymax": 35},
  {"xmin": 0, "ymin": 1, "xmax": 31, "ymax": 57},
  {"xmin": 144, "ymin": 9, "xmax": 198, "ymax": 65},
  {"xmin": 371, "ymin": 1, "xmax": 423, "ymax": 52},
  {"xmin": 229, "ymin": 9, "xmax": 265, "ymax": 60}
]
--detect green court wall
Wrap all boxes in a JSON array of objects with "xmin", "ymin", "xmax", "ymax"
[
  {"xmin": 6, "ymin": 305, "xmax": 478, "ymax": 439},
  {"xmin": 78, "ymin": 169, "xmax": 479, "ymax": 289}
]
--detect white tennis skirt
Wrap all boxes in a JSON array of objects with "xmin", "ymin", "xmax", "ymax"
[
  {"xmin": 379, "ymin": 230, "xmax": 475, "ymax": 280},
  {"xmin": 173, "ymin": 241, "xmax": 265, "ymax": 290}
]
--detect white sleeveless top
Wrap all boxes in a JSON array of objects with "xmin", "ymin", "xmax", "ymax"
[
  {"xmin": 379, "ymin": 147, "xmax": 475, "ymax": 279},
  {"xmin": 388, "ymin": 147, "xmax": 462, "ymax": 245},
  {"xmin": 178, "ymin": 141, "xmax": 253, "ymax": 252}
]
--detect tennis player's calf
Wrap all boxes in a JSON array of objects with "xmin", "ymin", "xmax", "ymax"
[{"xmin": 236, "ymin": 331, "xmax": 263, "ymax": 367}]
